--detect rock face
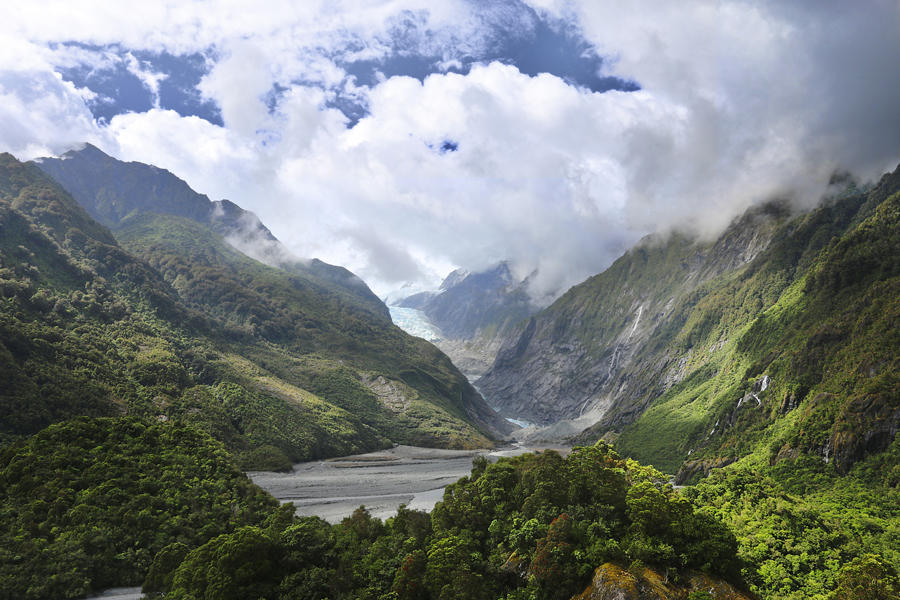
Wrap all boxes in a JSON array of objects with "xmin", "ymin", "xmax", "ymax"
[
  {"xmin": 481, "ymin": 164, "xmax": 900, "ymax": 476},
  {"xmin": 572, "ymin": 563, "xmax": 754, "ymax": 600},
  {"xmin": 397, "ymin": 261, "xmax": 537, "ymax": 378},
  {"xmin": 478, "ymin": 203, "xmax": 788, "ymax": 426}
]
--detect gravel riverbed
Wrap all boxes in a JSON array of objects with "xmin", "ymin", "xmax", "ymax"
[{"xmin": 249, "ymin": 443, "xmax": 569, "ymax": 523}]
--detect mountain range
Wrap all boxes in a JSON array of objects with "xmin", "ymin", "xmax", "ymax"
[
  {"xmin": 396, "ymin": 261, "xmax": 536, "ymax": 378},
  {"xmin": 1, "ymin": 146, "xmax": 510, "ymax": 469},
  {"xmin": 477, "ymin": 168, "xmax": 899, "ymax": 479},
  {"xmin": 0, "ymin": 144, "xmax": 897, "ymax": 599}
]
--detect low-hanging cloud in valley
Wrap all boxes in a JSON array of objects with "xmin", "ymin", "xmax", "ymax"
[{"xmin": 1, "ymin": 0, "xmax": 899, "ymax": 301}]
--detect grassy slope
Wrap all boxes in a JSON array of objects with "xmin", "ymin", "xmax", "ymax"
[
  {"xmin": 114, "ymin": 212, "xmax": 496, "ymax": 448},
  {"xmin": 611, "ymin": 182, "xmax": 898, "ymax": 476},
  {"xmin": 0, "ymin": 154, "xmax": 493, "ymax": 466}
]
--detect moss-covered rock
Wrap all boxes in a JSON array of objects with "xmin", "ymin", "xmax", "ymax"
[{"xmin": 572, "ymin": 563, "xmax": 754, "ymax": 600}]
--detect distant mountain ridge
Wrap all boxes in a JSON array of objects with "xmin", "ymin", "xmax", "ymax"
[
  {"xmin": 396, "ymin": 261, "xmax": 537, "ymax": 378},
  {"xmin": 398, "ymin": 261, "xmax": 533, "ymax": 339},
  {"xmin": 479, "ymin": 167, "xmax": 900, "ymax": 478}
]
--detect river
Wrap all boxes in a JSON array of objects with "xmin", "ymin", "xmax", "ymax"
[
  {"xmin": 84, "ymin": 444, "xmax": 567, "ymax": 599},
  {"xmin": 249, "ymin": 443, "xmax": 569, "ymax": 523},
  {"xmin": 84, "ymin": 588, "xmax": 143, "ymax": 600}
]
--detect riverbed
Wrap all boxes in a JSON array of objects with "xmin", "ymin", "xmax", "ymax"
[
  {"xmin": 249, "ymin": 444, "xmax": 569, "ymax": 523},
  {"xmin": 84, "ymin": 588, "xmax": 143, "ymax": 600}
]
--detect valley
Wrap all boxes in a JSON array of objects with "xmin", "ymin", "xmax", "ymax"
[
  {"xmin": 1, "ymin": 126, "xmax": 898, "ymax": 600},
  {"xmin": 1, "ymin": 145, "xmax": 897, "ymax": 600},
  {"xmin": 249, "ymin": 443, "xmax": 565, "ymax": 524}
]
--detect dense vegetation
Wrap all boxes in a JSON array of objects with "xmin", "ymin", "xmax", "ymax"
[
  {"xmin": 0, "ymin": 417, "xmax": 281, "ymax": 599},
  {"xmin": 0, "ymin": 151, "xmax": 501, "ymax": 465},
  {"xmin": 2, "ymin": 416, "xmax": 893, "ymax": 599},
  {"xmin": 152, "ymin": 442, "xmax": 743, "ymax": 600},
  {"xmin": 686, "ymin": 438, "xmax": 900, "ymax": 599}
]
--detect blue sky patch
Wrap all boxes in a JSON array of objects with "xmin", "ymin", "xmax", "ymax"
[
  {"xmin": 55, "ymin": 43, "xmax": 222, "ymax": 125},
  {"xmin": 50, "ymin": 2, "xmax": 637, "ymax": 130},
  {"xmin": 339, "ymin": 4, "xmax": 637, "ymax": 95}
]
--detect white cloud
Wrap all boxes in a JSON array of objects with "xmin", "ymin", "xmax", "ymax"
[
  {"xmin": 124, "ymin": 52, "xmax": 167, "ymax": 108},
  {"xmin": 0, "ymin": 69, "xmax": 103, "ymax": 159},
  {"xmin": 1, "ymin": 0, "xmax": 899, "ymax": 302},
  {"xmin": 529, "ymin": 0, "xmax": 900, "ymax": 230}
]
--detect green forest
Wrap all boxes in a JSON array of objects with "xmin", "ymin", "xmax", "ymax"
[
  {"xmin": 0, "ymin": 146, "xmax": 897, "ymax": 600},
  {"xmin": 3, "ymin": 425, "xmax": 896, "ymax": 600}
]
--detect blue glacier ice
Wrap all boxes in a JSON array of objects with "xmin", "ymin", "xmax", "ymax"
[{"xmin": 389, "ymin": 306, "xmax": 443, "ymax": 342}]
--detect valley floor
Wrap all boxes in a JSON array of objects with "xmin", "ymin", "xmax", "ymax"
[{"xmin": 249, "ymin": 443, "xmax": 569, "ymax": 523}]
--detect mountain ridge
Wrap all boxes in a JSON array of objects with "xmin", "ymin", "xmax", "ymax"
[
  {"xmin": 35, "ymin": 143, "xmax": 390, "ymax": 322},
  {"xmin": 396, "ymin": 261, "xmax": 537, "ymax": 379},
  {"xmin": 478, "ymin": 165, "xmax": 899, "ymax": 485},
  {"xmin": 0, "ymin": 151, "xmax": 509, "ymax": 458},
  {"xmin": 478, "ymin": 200, "xmax": 793, "ymax": 428}
]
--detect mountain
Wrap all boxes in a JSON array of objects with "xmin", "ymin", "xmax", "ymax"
[
  {"xmin": 3, "ymin": 149, "xmax": 897, "ymax": 600},
  {"xmin": 479, "ymin": 166, "xmax": 900, "ymax": 477},
  {"xmin": 0, "ymin": 150, "xmax": 508, "ymax": 462},
  {"xmin": 478, "ymin": 202, "xmax": 790, "ymax": 429},
  {"xmin": 35, "ymin": 143, "xmax": 388, "ymax": 322},
  {"xmin": 396, "ymin": 261, "xmax": 536, "ymax": 378}
]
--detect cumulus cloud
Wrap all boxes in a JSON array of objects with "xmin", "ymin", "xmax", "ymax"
[
  {"xmin": 0, "ymin": 70, "xmax": 102, "ymax": 158},
  {"xmin": 1, "ymin": 0, "xmax": 898, "ymax": 302},
  {"xmin": 530, "ymin": 0, "xmax": 900, "ymax": 231}
]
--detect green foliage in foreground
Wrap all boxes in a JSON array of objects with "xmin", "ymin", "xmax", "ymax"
[
  {"xmin": 0, "ymin": 417, "xmax": 281, "ymax": 600},
  {"xmin": 685, "ymin": 438, "xmax": 900, "ymax": 600},
  {"xmin": 160, "ymin": 442, "xmax": 742, "ymax": 600},
  {"xmin": 4, "ymin": 416, "xmax": 894, "ymax": 600}
]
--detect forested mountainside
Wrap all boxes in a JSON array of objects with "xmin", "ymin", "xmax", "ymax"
[
  {"xmin": 479, "ymin": 166, "xmax": 899, "ymax": 474},
  {"xmin": 1, "ymin": 151, "xmax": 897, "ymax": 600},
  {"xmin": 398, "ymin": 262, "xmax": 536, "ymax": 378},
  {"xmin": 0, "ymin": 152, "xmax": 508, "ymax": 462},
  {"xmin": 36, "ymin": 143, "xmax": 389, "ymax": 322}
]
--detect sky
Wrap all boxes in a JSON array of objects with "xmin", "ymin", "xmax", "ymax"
[{"xmin": 2, "ymin": 1, "xmax": 899, "ymax": 302}]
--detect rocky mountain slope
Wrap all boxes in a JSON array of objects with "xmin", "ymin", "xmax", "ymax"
[
  {"xmin": 397, "ymin": 261, "xmax": 536, "ymax": 377},
  {"xmin": 0, "ymin": 151, "xmax": 508, "ymax": 463},
  {"xmin": 478, "ymin": 201, "xmax": 790, "ymax": 427},
  {"xmin": 479, "ymin": 167, "xmax": 899, "ymax": 477}
]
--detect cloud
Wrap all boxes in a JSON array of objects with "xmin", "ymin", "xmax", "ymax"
[
  {"xmin": 124, "ymin": 52, "xmax": 167, "ymax": 107},
  {"xmin": 530, "ymin": 0, "xmax": 900, "ymax": 230},
  {"xmin": 1, "ymin": 0, "xmax": 899, "ymax": 303},
  {"xmin": 0, "ymin": 69, "xmax": 102, "ymax": 158}
]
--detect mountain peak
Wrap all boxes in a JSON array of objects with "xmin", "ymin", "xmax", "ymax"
[{"xmin": 440, "ymin": 268, "xmax": 470, "ymax": 290}]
